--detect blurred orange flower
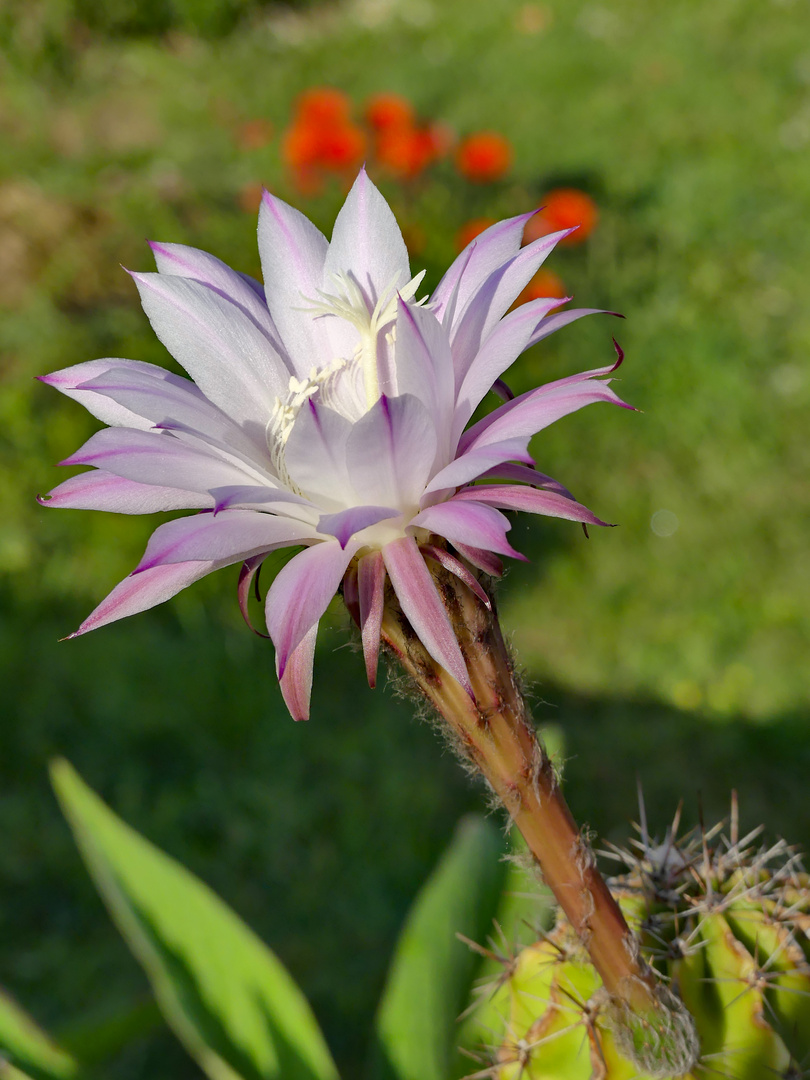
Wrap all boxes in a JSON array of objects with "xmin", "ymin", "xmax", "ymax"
[
  {"xmin": 296, "ymin": 87, "xmax": 352, "ymax": 126},
  {"xmin": 376, "ymin": 126, "xmax": 438, "ymax": 180},
  {"xmin": 524, "ymin": 188, "xmax": 599, "ymax": 246},
  {"xmin": 455, "ymin": 217, "xmax": 497, "ymax": 251},
  {"xmin": 282, "ymin": 87, "xmax": 367, "ymax": 192},
  {"xmin": 365, "ymin": 92, "xmax": 415, "ymax": 132},
  {"xmin": 515, "ymin": 268, "xmax": 568, "ymax": 307},
  {"xmin": 455, "ymin": 132, "xmax": 513, "ymax": 183}
]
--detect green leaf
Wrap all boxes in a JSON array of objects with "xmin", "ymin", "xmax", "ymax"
[
  {"xmin": 368, "ymin": 814, "xmax": 506, "ymax": 1080},
  {"xmin": 51, "ymin": 760, "xmax": 339, "ymax": 1080},
  {"xmin": 0, "ymin": 989, "xmax": 78, "ymax": 1080}
]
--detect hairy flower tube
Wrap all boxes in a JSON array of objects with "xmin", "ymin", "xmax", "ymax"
[{"xmin": 40, "ymin": 168, "xmax": 627, "ymax": 723}]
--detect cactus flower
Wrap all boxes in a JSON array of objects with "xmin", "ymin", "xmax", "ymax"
[
  {"xmin": 40, "ymin": 168, "xmax": 624, "ymax": 721},
  {"xmin": 40, "ymin": 168, "xmax": 697, "ymax": 1067}
]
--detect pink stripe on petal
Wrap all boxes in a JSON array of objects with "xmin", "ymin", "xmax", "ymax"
[
  {"xmin": 209, "ymin": 485, "xmax": 314, "ymax": 515},
  {"xmin": 134, "ymin": 510, "xmax": 316, "ymax": 572},
  {"xmin": 278, "ymin": 624, "xmax": 318, "ymax": 722},
  {"xmin": 474, "ymin": 462, "xmax": 574, "ymax": 500},
  {"xmin": 131, "ymin": 271, "xmax": 286, "ymax": 430},
  {"xmin": 346, "ymin": 394, "xmax": 437, "ymax": 509},
  {"xmin": 77, "ymin": 366, "xmax": 266, "ymax": 462},
  {"xmin": 430, "ymin": 212, "xmax": 535, "ymax": 325},
  {"xmin": 423, "ymin": 437, "xmax": 533, "ymax": 497},
  {"xmin": 419, "ymin": 545, "xmax": 491, "ymax": 610},
  {"xmin": 394, "ymin": 300, "xmax": 455, "ymax": 417},
  {"xmin": 382, "ymin": 536, "xmax": 471, "ymax": 694},
  {"xmin": 450, "ymin": 228, "xmax": 575, "ymax": 371},
  {"xmin": 453, "ymin": 295, "xmax": 573, "ymax": 431},
  {"xmin": 69, "ymin": 560, "xmax": 223, "ymax": 637},
  {"xmin": 61, "ymin": 427, "xmax": 266, "ymax": 493},
  {"xmin": 525, "ymin": 307, "xmax": 622, "ymax": 351},
  {"xmin": 39, "ymin": 358, "xmax": 194, "ymax": 430},
  {"xmin": 317, "ymin": 506, "xmax": 400, "ymax": 548},
  {"xmin": 148, "ymin": 241, "xmax": 286, "ymax": 357},
  {"xmin": 358, "ymin": 550, "xmax": 386, "ymax": 688},
  {"xmin": 410, "ymin": 500, "xmax": 524, "ymax": 560},
  {"xmin": 459, "ymin": 379, "xmax": 630, "ymax": 454},
  {"xmin": 455, "ymin": 484, "xmax": 611, "ymax": 526},
  {"xmin": 453, "ymin": 544, "xmax": 503, "ymax": 578},
  {"xmin": 38, "ymin": 471, "xmax": 212, "ymax": 514},
  {"xmin": 266, "ymin": 540, "xmax": 358, "ymax": 677}
]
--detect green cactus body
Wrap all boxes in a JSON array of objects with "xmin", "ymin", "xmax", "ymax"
[{"xmin": 485, "ymin": 823, "xmax": 810, "ymax": 1079}]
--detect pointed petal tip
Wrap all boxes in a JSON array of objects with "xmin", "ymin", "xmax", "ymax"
[{"xmin": 611, "ymin": 337, "xmax": 625, "ymax": 370}]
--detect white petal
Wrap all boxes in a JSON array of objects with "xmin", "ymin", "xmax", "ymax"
[
  {"xmin": 132, "ymin": 271, "xmax": 287, "ymax": 436},
  {"xmin": 323, "ymin": 168, "xmax": 410, "ymax": 309},
  {"xmin": 257, "ymin": 190, "xmax": 332, "ymax": 377}
]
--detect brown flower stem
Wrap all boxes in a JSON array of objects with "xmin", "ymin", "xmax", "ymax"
[{"xmin": 378, "ymin": 561, "xmax": 660, "ymax": 1015}]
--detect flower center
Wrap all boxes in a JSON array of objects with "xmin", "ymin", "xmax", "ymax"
[
  {"xmin": 304, "ymin": 268, "xmax": 426, "ymax": 410},
  {"xmin": 266, "ymin": 268, "xmax": 426, "ymax": 493}
]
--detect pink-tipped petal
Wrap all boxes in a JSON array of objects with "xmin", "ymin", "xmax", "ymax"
[
  {"xmin": 410, "ymin": 500, "xmax": 524, "ymax": 560},
  {"xmin": 317, "ymin": 505, "xmax": 400, "ymax": 548},
  {"xmin": 419, "ymin": 545, "xmax": 491, "ymax": 610},
  {"xmin": 459, "ymin": 377, "xmax": 631, "ymax": 454},
  {"xmin": 382, "ymin": 536, "xmax": 471, "ymax": 694},
  {"xmin": 238, "ymin": 554, "xmax": 270, "ymax": 638},
  {"xmin": 453, "ymin": 295, "xmax": 573, "ymax": 429},
  {"xmin": 358, "ymin": 550, "xmax": 386, "ymax": 688},
  {"xmin": 134, "ymin": 510, "xmax": 317, "ymax": 572},
  {"xmin": 278, "ymin": 624, "xmax": 318, "ymax": 722},
  {"xmin": 430, "ymin": 212, "xmax": 536, "ymax": 324},
  {"xmin": 423, "ymin": 437, "xmax": 534, "ymax": 497},
  {"xmin": 449, "ymin": 228, "xmax": 575, "ymax": 369},
  {"xmin": 266, "ymin": 540, "xmax": 358, "ymax": 677},
  {"xmin": 209, "ymin": 485, "xmax": 315, "ymax": 517},
  {"xmin": 39, "ymin": 358, "xmax": 197, "ymax": 430},
  {"xmin": 453, "ymin": 544, "xmax": 504, "ymax": 578},
  {"xmin": 455, "ymin": 484, "xmax": 611, "ymax": 526},
  {"xmin": 474, "ymin": 462, "xmax": 575, "ymax": 500},
  {"xmin": 61, "ymin": 427, "xmax": 267, "ymax": 493},
  {"xmin": 525, "ymin": 307, "xmax": 621, "ymax": 351},
  {"xmin": 70, "ymin": 560, "xmax": 225, "ymax": 637},
  {"xmin": 77, "ymin": 366, "xmax": 266, "ymax": 462},
  {"xmin": 38, "ymin": 470, "xmax": 213, "ymax": 514}
]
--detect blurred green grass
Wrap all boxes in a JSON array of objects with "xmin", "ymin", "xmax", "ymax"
[{"xmin": 1, "ymin": 0, "xmax": 809, "ymax": 1076}]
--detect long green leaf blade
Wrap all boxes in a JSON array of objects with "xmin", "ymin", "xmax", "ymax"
[
  {"xmin": 368, "ymin": 814, "xmax": 506, "ymax": 1080},
  {"xmin": 0, "ymin": 989, "xmax": 78, "ymax": 1080},
  {"xmin": 51, "ymin": 760, "xmax": 339, "ymax": 1080}
]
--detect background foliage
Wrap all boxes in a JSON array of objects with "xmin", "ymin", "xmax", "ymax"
[{"xmin": 1, "ymin": 0, "xmax": 809, "ymax": 1077}]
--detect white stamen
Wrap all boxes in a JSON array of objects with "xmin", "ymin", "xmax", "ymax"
[
  {"xmin": 269, "ymin": 268, "xmax": 427, "ymax": 492},
  {"xmin": 302, "ymin": 269, "xmax": 427, "ymax": 409}
]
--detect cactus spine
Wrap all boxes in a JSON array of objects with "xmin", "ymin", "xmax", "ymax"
[{"xmin": 476, "ymin": 804, "xmax": 810, "ymax": 1079}]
